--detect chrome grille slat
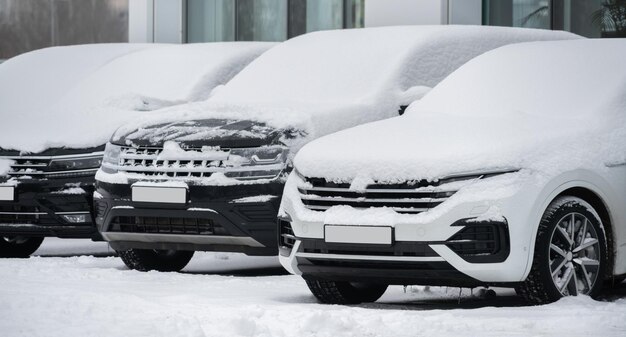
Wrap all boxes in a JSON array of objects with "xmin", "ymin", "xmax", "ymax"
[
  {"xmin": 305, "ymin": 205, "xmax": 428, "ymax": 213},
  {"xmin": 299, "ymin": 177, "xmax": 460, "ymax": 214},
  {"xmin": 301, "ymin": 186, "xmax": 446, "ymax": 193},
  {"xmin": 300, "ymin": 194, "xmax": 449, "ymax": 204}
]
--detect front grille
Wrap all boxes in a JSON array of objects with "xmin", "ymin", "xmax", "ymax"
[
  {"xmin": 2, "ymin": 153, "xmax": 102, "ymax": 179},
  {"xmin": 6, "ymin": 158, "xmax": 49, "ymax": 177},
  {"xmin": 109, "ymin": 216, "xmax": 228, "ymax": 236},
  {"xmin": 0, "ymin": 205, "xmax": 43, "ymax": 224},
  {"xmin": 116, "ymin": 146, "xmax": 283, "ymax": 181},
  {"xmin": 445, "ymin": 221, "xmax": 510, "ymax": 263},
  {"xmin": 118, "ymin": 146, "xmax": 228, "ymax": 179},
  {"xmin": 301, "ymin": 239, "xmax": 438, "ymax": 257},
  {"xmin": 298, "ymin": 177, "xmax": 467, "ymax": 214}
]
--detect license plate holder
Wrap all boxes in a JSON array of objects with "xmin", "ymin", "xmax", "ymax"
[
  {"xmin": 324, "ymin": 225, "xmax": 393, "ymax": 245},
  {"xmin": 131, "ymin": 185, "xmax": 187, "ymax": 204},
  {"xmin": 0, "ymin": 186, "xmax": 15, "ymax": 201}
]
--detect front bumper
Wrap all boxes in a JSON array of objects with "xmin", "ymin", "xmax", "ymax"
[
  {"xmin": 279, "ymin": 172, "xmax": 540, "ymax": 285},
  {"xmin": 95, "ymin": 180, "xmax": 283, "ymax": 255},
  {"xmin": 0, "ymin": 178, "xmax": 99, "ymax": 239}
]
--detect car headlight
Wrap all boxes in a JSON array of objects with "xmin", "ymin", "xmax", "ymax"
[
  {"xmin": 225, "ymin": 146, "xmax": 288, "ymax": 180},
  {"xmin": 228, "ymin": 146, "xmax": 288, "ymax": 166},
  {"xmin": 100, "ymin": 143, "xmax": 122, "ymax": 173},
  {"xmin": 49, "ymin": 155, "xmax": 103, "ymax": 171}
]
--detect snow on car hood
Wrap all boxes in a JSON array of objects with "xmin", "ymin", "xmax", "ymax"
[
  {"xmin": 294, "ymin": 39, "xmax": 626, "ymax": 184},
  {"xmin": 115, "ymin": 118, "xmax": 295, "ymax": 149},
  {"xmin": 111, "ymin": 100, "xmax": 383, "ymax": 154},
  {"xmin": 0, "ymin": 42, "xmax": 274, "ymax": 154},
  {"xmin": 111, "ymin": 26, "xmax": 579, "ymax": 153}
]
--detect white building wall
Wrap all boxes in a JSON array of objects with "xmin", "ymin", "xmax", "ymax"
[
  {"xmin": 153, "ymin": 0, "xmax": 186, "ymax": 43},
  {"xmin": 448, "ymin": 0, "xmax": 482, "ymax": 25},
  {"xmin": 128, "ymin": 0, "xmax": 154, "ymax": 43}
]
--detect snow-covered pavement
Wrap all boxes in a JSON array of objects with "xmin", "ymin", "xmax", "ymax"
[{"xmin": 2, "ymin": 240, "xmax": 625, "ymax": 337}]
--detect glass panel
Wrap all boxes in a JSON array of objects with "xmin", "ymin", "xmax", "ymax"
[
  {"xmin": 514, "ymin": 0, "xmax": 551, "ymax": 29},
  {"xmin": 236, "ymin": 0, "xmax": 288, "ymax": 41},
  {"xmin": 306, "ymin": 0, "xmax": 343, "ymax": 32},
  {"xmin": 187, "ymin": 0, "xmax": 235, "ymax": 42},
  {"xmin": 344, "ymin": 0, "xmax": 365, "ymax": 29},
  {"xmin": 559, "ymin": 0, "xmax": 604, "ymax": 38},
  {"xmin": 483, "ymin": 0, "xmax": 550, "ymax": 29}
]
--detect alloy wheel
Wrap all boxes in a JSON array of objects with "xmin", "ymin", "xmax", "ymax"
[{"xmin": 548, "ymin": 212, "xmax": 601, "ymax": 296}]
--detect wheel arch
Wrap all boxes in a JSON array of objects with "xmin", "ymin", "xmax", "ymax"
[{"xmin": 522, "ymin": 170, "xmax": 618, "ymax": 281}]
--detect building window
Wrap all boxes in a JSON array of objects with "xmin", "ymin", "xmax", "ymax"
[
  {"xmin": 187, "ymin": 0, "xmax": 364, "ymax": 43},
  {"xmin": 236, "ymin": 0, "xmax": 288, "ymax": 41},
  {"xmin": 483, "ymin": 0, "xmax": 551, "ymax": 29},
  {"xmin": 187, "ymin": 0, "xmax": 235, "ymax": 42},
  {"xmin": 483, "ymin": 0, "xmax": 625, "ymax": 38}
]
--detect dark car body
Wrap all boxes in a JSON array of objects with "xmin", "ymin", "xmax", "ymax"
[{"xmin": 0, "ymin": 146, "xmax": 104, "ymax": 240}]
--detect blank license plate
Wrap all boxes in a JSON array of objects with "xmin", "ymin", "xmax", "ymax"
[
  {"xmin": 0, "ymin": 186, "xmax": 14, "ymax": 201},
  {"xmin": 325, "ymin": 225, "xmax": 392, "ymax": 245},
  {"xmin": 132, "ymin": 186, "xmax": 187, "ymax": 204}
]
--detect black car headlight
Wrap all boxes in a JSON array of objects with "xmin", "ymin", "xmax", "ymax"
[
  {"xmin": 100, "ymin": 143, "xmax": 122, "ymax": 174},
  {"xmin": 225, "ymin": 146, "xmax": 288, "ymax": 180},
  {"xmin": 49, "ymin": 155, "xmax": 103, "ymax": 171}
]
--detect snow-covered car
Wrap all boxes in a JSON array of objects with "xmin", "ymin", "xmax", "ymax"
[
  {"xmin": 95, "ymin": 26, "xmax": 579, "ymax": 272},
  {"xmin": 280, "ymin": 38, "xmax": 626, "ymax": 304},
  {"xmin": 0, "ymin": 42, "xmax": 274, "ymax": 257}
]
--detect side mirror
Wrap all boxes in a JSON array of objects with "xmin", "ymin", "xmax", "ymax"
[{"xmin": 397, "ymin": 86, "xmax": 431, "ymax": 115}]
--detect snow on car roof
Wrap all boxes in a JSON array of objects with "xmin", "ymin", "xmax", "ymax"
[
  {"xmin": 0, "ymin": 42, "xmax": 275, "ymax": 153},
  {"xmin": 294, "ymin": 39, "xmax": 626, "ymax": 183},
  {"xmin": 0, "ymin": 44, "xmax": 155, "ymax": 118},
  {"xmin": 112, "ymin": 26, "xmax": 580, "ymax": 146},
  {"xmin": 212, "ymin": 25, "xmax": 579, "ymax": 106}
]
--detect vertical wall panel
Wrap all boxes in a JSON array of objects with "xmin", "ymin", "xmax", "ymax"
[{"xmin": 0, "ymin": 0, "xmax": 128, "ymax": 59}]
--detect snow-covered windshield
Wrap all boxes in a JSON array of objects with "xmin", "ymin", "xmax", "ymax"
[{"xmin": 409, "ymin": 39, "xmax": 626, "ymax": 121}]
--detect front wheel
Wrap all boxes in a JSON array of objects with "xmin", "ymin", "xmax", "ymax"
[
  {"xmin": 0, "ymin": 236, "xmax": 44, "ymax": 258},
  {"xmin": 305, "ymin": 278, "xmax": 388, "ymax": 304},
  {"xmin": 516, "ymin": 197, "xmax": 607, "ymax": 304},
  {"xmin": 118, "ymin": 249, "xmax": 194, "ymax": 272}
]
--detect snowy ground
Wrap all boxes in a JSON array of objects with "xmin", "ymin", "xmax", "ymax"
[{"xmin": 1, "ymin": 239, "xmax": 625, "ymax": 337}]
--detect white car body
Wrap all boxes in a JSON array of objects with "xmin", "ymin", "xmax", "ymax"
[{"xmin": 280, "ymin": 39, "xmax": 626, "ymax": 291}]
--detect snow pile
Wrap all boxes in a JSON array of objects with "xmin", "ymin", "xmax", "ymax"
[
  {"xmin": 0, "ymin": 43, "xmax": 274, "ymax": 153},
  {"xmin": 1, "ymin": 254, "xmax": 625, "ymax": 337},
  {"xmin": 112, "ymin": 26, "xmax": 579, "ymax": 150},
  {"xmin": 294, "ymin": 39, "xmax": 626, "ymax": 184}
]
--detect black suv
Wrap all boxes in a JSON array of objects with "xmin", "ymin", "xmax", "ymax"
[
  {"xmin": 95, "ymin": 120, "xmax": 292, "ymax": 271},
  {"xmin": 0, "ymin": 147, "xmax": 104, "ymax": 256},
  {"xmin": 0, "ymin": 42, "xmax": 274, "ymax": 257}
]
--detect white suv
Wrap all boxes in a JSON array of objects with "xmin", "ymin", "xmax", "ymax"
[{"xmin": 279, "ymin": 39, "xmax": 626, "ymax": 304}]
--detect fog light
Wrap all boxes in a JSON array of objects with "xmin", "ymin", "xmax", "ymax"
[{"xmin": 61, "ymin": 214, "xmax": 89, "ymax": 223}]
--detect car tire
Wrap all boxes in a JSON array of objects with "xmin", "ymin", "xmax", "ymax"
[
  {"xmin": 516, "ymin": 196, "xmax": 607, "ymax": 304},
  {"xmin": 0, "ymin": 236, "xmax": 44, "ymax": 258},
  {"xmin": 118, "ymin": 249, "xmax": 194, "ymax": 272},
  {"xmin": 605, "ymin": 275, "xmax": 626, "ymax": 288},
  {"xmin": 305, "ymin": 278, "xmax": 388, "ymax": 304}
]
